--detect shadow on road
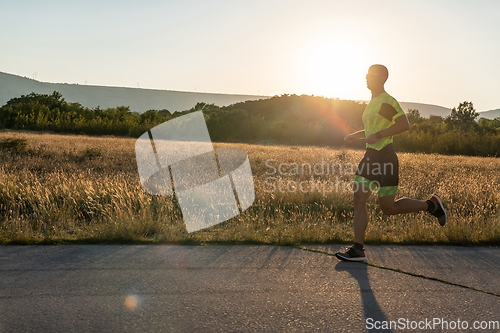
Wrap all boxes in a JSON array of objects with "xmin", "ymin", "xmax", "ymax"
[{"xmin": 335, "ymin": 261, "xmax": 393, "ymax": 333}]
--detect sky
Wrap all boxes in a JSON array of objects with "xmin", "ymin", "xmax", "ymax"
[{"xmin": 1, "ymin": 0, "xmax": 500, "ymax": 111}]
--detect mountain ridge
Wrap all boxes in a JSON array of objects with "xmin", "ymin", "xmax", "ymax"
[
  {"xmin": 0, "ymin": 71, "xmax": 265, "ymax": 113},
  {"xmin": 1, "ymin": 71, "xmax": 496, "ymax": 119},
  {"xmin": 475, "ymin": 108, "xmax": 500, "ymax": 119}
]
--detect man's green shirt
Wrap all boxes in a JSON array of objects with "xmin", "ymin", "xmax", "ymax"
[{"xmin": 362, "ymin": 92, "xmax": 405, "ymax": 150}]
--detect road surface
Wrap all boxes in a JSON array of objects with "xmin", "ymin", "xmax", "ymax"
[{"xmin": 1, "ymin": 245, "xmax": 499, "ymax": 332}]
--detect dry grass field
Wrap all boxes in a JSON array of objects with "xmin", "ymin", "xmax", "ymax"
[{"xmin": 1, "ymin": 129, "xmax": 499, "ymax": 245}]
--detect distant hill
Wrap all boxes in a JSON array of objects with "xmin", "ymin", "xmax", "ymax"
[
  {"xmin": 399, "ymin": 102, "xmax": 451, "ymax": 118},
  {"xmin": 477, "ymin": 109, "xmax": 500, "ymax": 120},
  {"xmin": 2, "ymin": 71, "xmax": 494, "ymax": 119},
  {"xmin": 0, "ymin": 71, "xmax": 266, "ymax": 113},
  {"xmin": 398, "ymin": 102, "xmax": 500, "ymax": 120}
]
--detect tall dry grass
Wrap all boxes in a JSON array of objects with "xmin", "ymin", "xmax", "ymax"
[{"xmin": 0, "ymin": 129, "xmax": 499, "ymax": 245}]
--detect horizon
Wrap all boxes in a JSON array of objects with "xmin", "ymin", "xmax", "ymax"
[{"xmin": 3, "ymin": 70, "xmax": 498, "ymax": 114}]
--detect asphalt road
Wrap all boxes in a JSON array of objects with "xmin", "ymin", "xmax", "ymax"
[{"xmin": 1, "ymin": 245, "xmax": 499, "ymax": 333}]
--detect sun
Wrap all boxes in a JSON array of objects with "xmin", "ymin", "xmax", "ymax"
[{"xmin": 301, "ymin": 40, "xmax": 368, "ymax": 99}]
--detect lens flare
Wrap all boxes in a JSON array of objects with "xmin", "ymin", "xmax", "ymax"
[
  {"xmin": 124, "ymin": 295, "xmax": 138, "ymax": 310},
  {"xmin": 325, "ymin": 114, "xmax": 353, "ymax": 136}
]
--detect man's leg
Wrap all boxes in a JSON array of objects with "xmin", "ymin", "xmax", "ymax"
[
  {"xmin": 335, "ymin": 183, "xmax": 372, "ymax": 261},
  {"xmin": 353, "ymin": 183, "xmax": 373, "ymax": 245},
  {"xmin": 378, "ymin": 193, "xmax": 448, "ymax": 225},
  {"xmin": 378, "ymin": 194, "xmax": 428, "ymax": 216}
]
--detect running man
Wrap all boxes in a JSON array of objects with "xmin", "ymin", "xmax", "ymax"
[{"xmin": 335, "ymin": 64, "xmax": 447, "ymax": 262}]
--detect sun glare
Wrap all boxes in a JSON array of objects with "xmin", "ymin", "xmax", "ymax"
[{"xmin": 302, "ymin": 40, "xmax": 368, "ymax": 99}]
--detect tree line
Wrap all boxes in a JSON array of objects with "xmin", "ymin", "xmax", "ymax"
[
  {"xmin": 398, "ymin": 102, "xmax": 500, "ymax": 156},
  {"xmin": 1, "ymin": 91, "xmax": 499, "ymax": 157}
]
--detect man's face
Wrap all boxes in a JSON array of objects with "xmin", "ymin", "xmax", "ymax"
[
  {"xmin": 365, "ymin": 69, "xmax": 385, "ymax": 90},
  {"xmin": 365, "ymin": 71, "xmax": 378, "ymax": 90}
]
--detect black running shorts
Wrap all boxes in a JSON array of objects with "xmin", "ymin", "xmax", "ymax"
[{"xmin": 353, "ymin": 143, "xmax": 399, "ymax": 197}]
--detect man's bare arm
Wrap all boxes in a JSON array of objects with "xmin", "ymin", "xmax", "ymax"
[{"xmin": 365, "ymin": 115, "xmax": 410, "ymax": 144}]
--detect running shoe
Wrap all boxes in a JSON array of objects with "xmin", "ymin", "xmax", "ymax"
[
  {"xmin": 335, "ymin": 245, "xmax": 367, "ymax": 262},
  {"xmin": 428, "ymin": 194, "xmax": 447, "ymax": 226}
]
